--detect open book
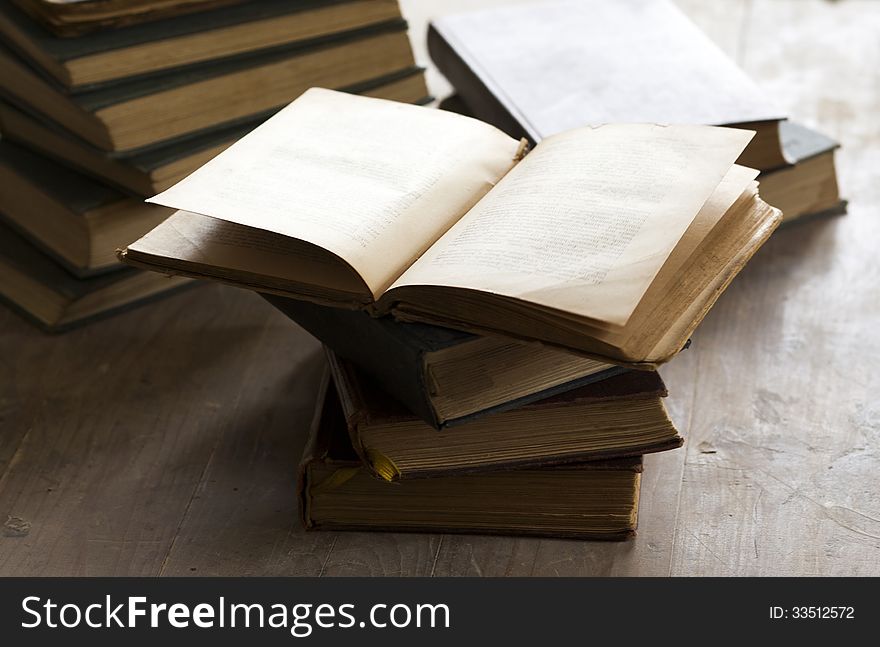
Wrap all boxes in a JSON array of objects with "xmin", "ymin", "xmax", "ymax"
[{"xmin": 120, "ymin": 88, "xmax": 781, "ymax": 367}]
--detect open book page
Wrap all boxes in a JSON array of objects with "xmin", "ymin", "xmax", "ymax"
[
  {"xmin": 585, "ymin": 165, "xmax": 759, "ymax": 336},
  {"xmin": 388, "ymin": 124, "xmax": 753, "ymax": 325},
  {"xmin": 146, "ymin": 88, "xmax": 521, "ymax": 298}
]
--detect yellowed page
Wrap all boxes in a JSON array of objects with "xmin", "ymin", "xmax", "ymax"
[
  {"xmin": 390, "ymin": 124, "xmax": 752, "ymax": 326},
  {"xmin": 127, "ymin": 210, "xmax": 367, "ymax": 295},
  {"xmin": 583, "ymin": 164, "xmax": 760, "ymax": 334},
  {"xmin": 146, "ymin": 88, "xmax": 521, "ymax": 297}
]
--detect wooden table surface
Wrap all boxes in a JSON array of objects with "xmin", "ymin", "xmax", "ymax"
[{"xmin": 1, "ymin": 0, "xmax": 878, "ymax": 576}]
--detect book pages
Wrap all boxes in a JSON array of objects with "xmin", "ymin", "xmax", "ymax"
[
  {"xmin": 147, "ymin": 88, "xmax": 521, "ymax": 297},
  {"xmin": 390, "ymin": 124, "xmax": 753, "ymax": 326}
]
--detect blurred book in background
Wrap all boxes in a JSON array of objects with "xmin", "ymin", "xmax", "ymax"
[{"xmin": 0, "ymin": 0, "xmax": 428, "ymax": 331}]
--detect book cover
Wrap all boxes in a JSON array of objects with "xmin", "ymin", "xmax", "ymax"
[
  {"xmin": 264, "ymin": 294, "xmax": 626, "ymax": 430},
  {"xmin": 326, "ymin": 349, "xmax": 682, "ymax": 480},
  {"xmin": 428, "ymin": 0, "xmax": 788, "ymax": 170},
  {"xmin": 299, "ymin": 372, "xmax": 644, "ymax": 540}
]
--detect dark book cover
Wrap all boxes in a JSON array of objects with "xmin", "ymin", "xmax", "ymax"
[
  {"xmin": 777, "ymin": 120, "xmax": 839, "ymax": 164},
  {"xmin": 11, "ymin": 0, "xmax": 250, "ymax": 37},
  {"xmin": 0, "ymin": 137, "xmax": 122, "ymax": 213},
  {"xmin": 263, "ymin": 294, "xmax": 627, "ymax": 430}
]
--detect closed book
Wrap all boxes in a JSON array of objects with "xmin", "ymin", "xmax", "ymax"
[
  {"xmin": 0, "ymin": 0, "xmax": 405, "ymax": 90},
  {"xmin": 264, "ymin": 294, "xmax": 623, "ymax": 430},
  {"xmin": 0, "ymin": 138, "xmax": 170, "ymax": 275},
  {"xmin": 0, "ymin": 220, "xmax": 189, "ymax": 331},
  {"xmin": 0, "ymin": 20, "xmax": 416, "ymax": 152},
  {"xmin": 428, "ymin": 0, "xmax": 788, "ymax": 171},
  {"xmin": 0, "ymin": 69, "xmax": 429, "ymax": 195},
  {"xmin": 11, "ymin": 0, "xmax": 250, "ymax": 37},
  {"xmin": 326, "ymin": 349, "xmax": 681, "ymax": 481},
  {"xmin": 439, "ymin": 95, "xmax": 846, "ymax": 226},
  {"xmin": 759, "ymin": 121, "xmax": 846, "ymax": 224},
  {"xmin": 299, "ymin": 371, "xmax": 644, "ymax": 540}
]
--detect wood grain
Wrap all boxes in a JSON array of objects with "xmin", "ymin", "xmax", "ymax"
[{"xmin": 1, "ymin": 0, "xmax": 877, "ymax": 576}]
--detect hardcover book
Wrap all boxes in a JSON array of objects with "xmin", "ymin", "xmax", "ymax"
[
  {"xmin": 265, "ymin": 294, "xmax": 623, "ymax": 429},
  {"xmin": 0, "ymin": 138, "xmax": 170, "ymax": 275},
  {"xmin": 326, "ymin": 349, "xmax": 681, "ymax": 481},
  {"xmin": 0, "ymin": 21, "xmax": 416, "ymax": 151},
  {"xmin": 0, "ymin": 0, "xmax": 404, "ymax": 89},
  {"xmin": 427, "ymin": 0, "xmax": 788, "ymax": 171},
  {"xmin": 759, "ymin": 121, "xmax": 845, "ymax": 224},
  {"xmin": 121, "ymin": 89, "xmax": 781, "ymax": 367},
  {"xmin": 0, "ymin": 220, "xmax": 189, "ymax": 331},
  {"xmin": 299, "ymin": 372, "xmax": 644, "ymax": 540},
  {"xmin": 0, "ymin": 69, "xmax": 429, "ymax": 195},
  {"xmin": 11, "ymin": 0, "xmax": 249, "ymax": 37}
]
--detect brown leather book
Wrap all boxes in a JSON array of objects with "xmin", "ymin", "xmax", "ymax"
[
  {"xmin": 299, "ymin": 371, "xmax": 645, "ymax": 540},
  {"xmin": 326, "ymin": 349, "xmax": 681, "ymax": 480},
  {"xmin": 428, "ymin": 0, "xmax": 788, "ymax": 171}
]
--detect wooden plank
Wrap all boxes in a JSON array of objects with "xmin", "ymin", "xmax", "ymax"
[
  {"xmin": 156, "ymin": 308, "xmax": 333, "ymax": 576},
  {"xmin": 669, "ymin": 0, "xmax": 880, "ymax": 576},
  {"xmin": 0, "ymin": 285, "xmax": 317, "ymax": 575}
]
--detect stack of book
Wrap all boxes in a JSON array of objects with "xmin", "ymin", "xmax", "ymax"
[
  {"xmin": 428, "ymin": 0, "xmax": 845, "ymax": 225},
  {"xmin": 119, "ymin": 88, "xmax": 781, "ymax": 539},
  {"xmin": 0, "ymin": 0, "xmax": 428, "ymax": 330}
]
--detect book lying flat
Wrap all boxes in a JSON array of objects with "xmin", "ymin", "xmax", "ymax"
[
  {"xmin": 0, "ymin": 139, "xmax": 170, "ymax": 275},
  {"xmin": 0, "ymin": 69, "xmax": 429, "ymax": 195},
  {"xmin": 759, "ymin": 121, "xmax": 845, "ymax": 224},
  {"xmin": 428, "ymin": 0, "xmax": 788, "ymax": 171},
  {"xmin": 11, "ymin": 0, "xmax": 248, "ymax": 36},
  {"xmin": 300, "ymin": 372, "xmax": 644, "ymax": 540},
  {"xmin": 327, "ymin": 350, "xmax": 681, "ymax": 481},
  {"xmin": 0, "ymin": 21, "xmax": 416, "ymax": 151},
  {"xmin": 122, "ymin": 89, "xmax": 781, "ymax": 367},
  {"xmin": 265, "ymin": 294, "xmax": 623, "ymax": 429},
  {"xmin": 0, "ymin": 220, "xmax": 189, "ymax": 331},
  {"xmin": 1, "ymin": 0, "xmax": 404, "ymax": 90}
]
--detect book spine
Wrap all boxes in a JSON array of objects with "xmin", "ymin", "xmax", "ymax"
[
  {"xmin": 427, "ymin": 22, "xmax": 533, "ymax": 143},
  {"xmin": 297, "ymin": 365, "xmax": 332, "ymax": 530},
  {"xmin": 262, "ymin": 295, "xmax": 441, "ymax": 428}
]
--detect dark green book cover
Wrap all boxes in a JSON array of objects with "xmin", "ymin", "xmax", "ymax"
[{"xmin": 263, "ymin": 294, "xmax": 626, "ymax": 430}]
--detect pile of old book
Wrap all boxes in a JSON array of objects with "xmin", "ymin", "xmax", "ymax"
[
  {"xmin": 0, "ymin": 0, "xmax": 427, "ymax": 330},
  {"xmin": 119, "ymin": 84, "xmax": 782, "ymax": 539}
]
